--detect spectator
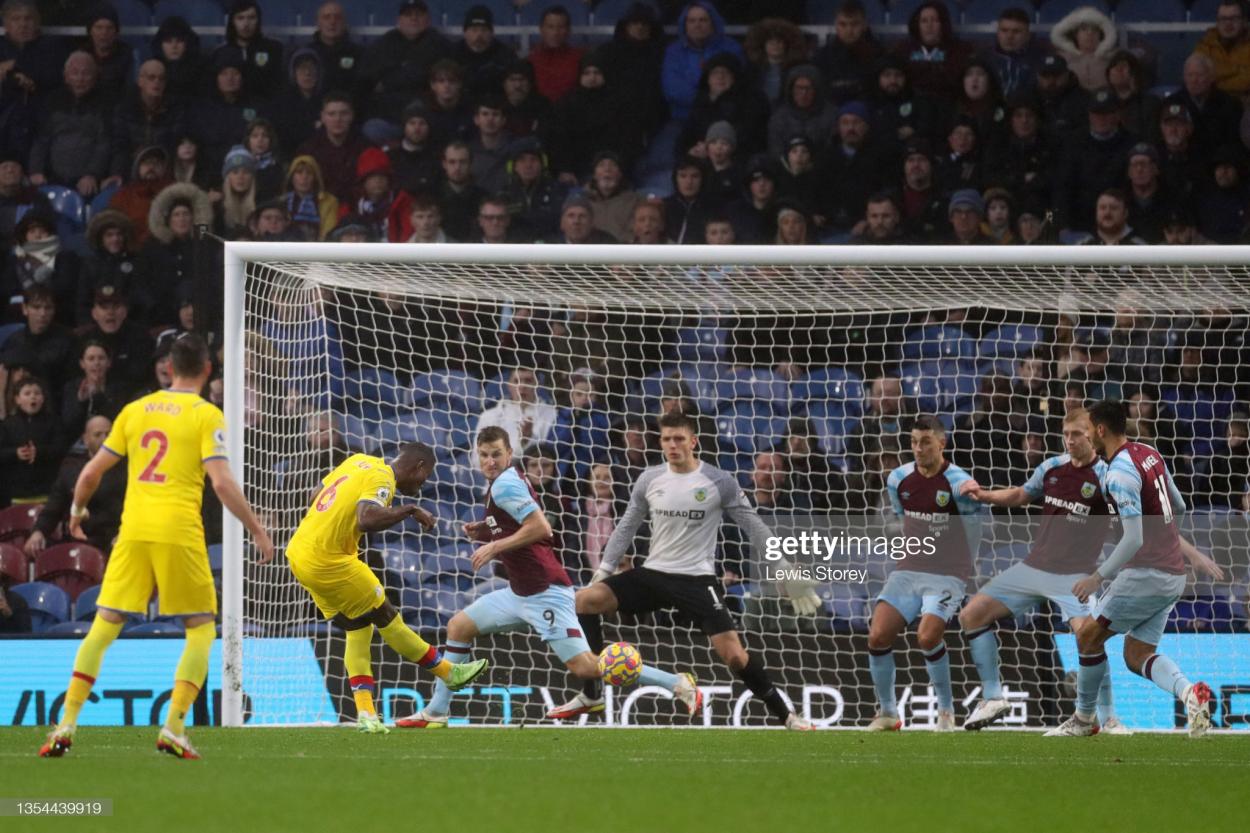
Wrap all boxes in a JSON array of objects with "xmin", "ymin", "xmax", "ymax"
[
  {"xmin": 1066, "ymin": 328, "xmax": 1123, "ymax": 400},
  {"xmin": 580, "ymin": 461, "xmax": 616, "ymax": 577},
  {"xmin": 27, "ymin": 414, "xmax": 123, "ymax": 555},
  {"xmin": 767, "ymin": 64, "xmax": 837, "ymax": 156},
  {"xmin": 281, "ymin": 156, "xmax": 339, "ymax": 242},
  {"xmin": 778, "ymin": 417, "xmax": 837, "ymax": 509},
  {"xmin": 727, "ymin": 155, "xmax": 778, "ymax": 243},
  {"xmin": 1051, "ymin": 6, "xmax": 1119, "ymax": 92},
  {"xmin": 454, "ymin": 5, "xmax": 515, "ymax": 95},
  {"xmin": 476, "ymin": 366, "xmax": 559, "ymax": 452},
  {"xmin": 945, "ymin": 188, "xmax": 995, "ymax": 244},
  {"xmin": 984, "ymin": 96, "xmax": 1053, "ymax": 207},
  {"xmin": 546, "ymin": 51, "xmax": 641, "ymax": 183},
  {"xmin": 250, "ymin": 199, "xmax": 297, "ymax": 241},
  {"xmin": 108, "ymin": 145, "xmax": 172, "ymax": 245},
  {"xmin": 775, "ymin": 135, "xmax": 823, "ymax": 220},
  {"xmin": 662, "ymin": 1, "xmax": 744, "ymax": 125},
  {"xmin": 327, "ymin": 214, "xmax": 374, "ymax": 243},
  {"xmin": 980, "ymin": 187, "xmax": 1016, "ymax": 244},
  {"xmin": 467, "ymin": 95, "xmax": 513, "ymax": 194},
  {"xmin": 0, "ymin": 0, "xmax": 67, "ymax": 161},
  {"xmin": 1108, "ymin": 289, "xmax": 1168, "ymax": 386},
  {"xmin": 150, "ymin": 15, "xmax": 203, "ymax": 102},
  {"xmin": 0, "ymin": 285, "xmax": 74, "ymax": 406},
  {"xmin": 404, "ymin": 193, "xmax": 450, "ymax": 243},
  {"xmin": 144, "ymin": 183, "xmax": 212, "ymax": 324},
  {"xmin": 950, "ymin": 373, "xmax": 1017, "ymax": 476},
  {"xmin": 1056, "ymin": 88, "xmax": 1135, "ymax": 234},
  {"xmin": 421, "ymin": 59, "xmax": 473, "ymax": 150},
  {"xmin": 297, "ymin": 92, "xmax": 372, "ymax": 204},
  {"xmin": 307, "ymin": 1, "xmax": 364, "ymax": 100},
  {"xmin": 0, "ymin": 570, "xmax": 30, "ymax": 633},
  {"xmin": 170, "ymin": 134, "xmax": 216, "ymax": 193},
  {"xmin": 678, "ymin": 53, "xmax": 770, "ymax": 161},
  {"xmin": 850, "ymin": 191, "xmax": 908, "ymax": 244},
  {"xmin": 1123, "ymin": 142, "xmax": 1176, "ymax": 243},
  {"xmin": 585, "ymin": 152, "xmax": 642, "ymax": 244},
  {"xmin": 548, "ymin": 193, "xmax": 616, "ymax": 243},
  {"xmin": 358, "ymin": 0, "xmax": 452, "ymax": 133},
  {"xmin": 813, "ymin": 0, "xmax": 882, "ymax": 104},
  {"xmin": 987, "ymin": 7, "xmax": 1047, "ymax": 99},
  {"xmin": 898, "ymin": 142, "xmax": 947, "ymax": 241},
  {"xmin": 1015, "ymin": 199, "xmax": 1050, "ymax": 243},
  {"xmin": 820, "ymin": 100, "xmax": 885, "ymax": 233},
  {"xmin": 0, "ymin": 156, "xmax": 43, "ymax": 243},
  {"xmin": 955, "ymin": 58, "xmax": 1007, "ymax": 142},
  {"xmin": 744, "ymin": 18, "xmax": 807, "ymax": 105},
  {"xmin": 0, "ymin": 376, "xmax": 64, "ymax": 503},
  {"xmin": 521, "ymin": 442, "xmax": 572, "ymax": 565},
  {"xmin": 1197, "ymin": 144, "xmax": 1250, "ymax": 242},
  {"xmin": 665, "ymin": 156, "xmax": 712, "ymax": 244},
  {"xmin": 110, "ymin": 59, "xmax": 183, "ymax": 181},
  {"xmin": 1170, "ymin": 53, "xmax": 1244, "ymax": 157},
  {"xmin": 1, "ymin": 210, "xmax": 79, "ymax": 326},
  {"xmin": 59, "ymin": 341, "xmax": 123, "ymax": 435},
  {"xmin": 893, "ymin": 1, "xmax": 973, "ymax": 102},
  {"xmin": 217, "ymin": 146, "xmax": 258, "ymax": 240},
  {"xmin": 499, "ymin": 136, "xmax": 567, "ymax": 242},
  {"xmin": 433, "ymin": 140, "xmax": 486, "ymax": 242},
  {"xmin": 774, "ymin": 200, "xmax": 813, "ymax": 244},
  {"xmin": 340, "ymin": 148, "xmax": 395, "ymax": 240},
  {"xmin": 387, "ymin": 101, "xmax": 439, "ymax": 195},
  {"xmin": 79, "ymin": 3, "xmax": 132, "ymax": 104},
  {"xmin": 267, "ymin": 48, "xmax": 326, "ymax": 155},
  {"xmin": 934, "ymin": 115, "xmax": 984, "ymax": 197},
  {"xmin": 244, "ymin": 118, "xmax": 285, "ymax": 201},
  {"xmin": 867, "ymin": 55, "xmax": 938, "ymax": 160},
  {"xmin": 752, "ymin": 450, "xmax": 806, "ymax": 514},
  {"xmin": 189, "ymin": 53, "xmax": 262, "ymax": 183},
  {"xmin": 28, "ymin": 52, "xmax": 113, "ymax": 197},
  {"xmin": 701, "ymin": 121, "xmax": 743, "ymax": 208},
  {"xmin": 1208, "ymin": 413, "xmax": 1250, "ymax": 508},
  {"xmin": 501, "ymin": 61, "xmax": 551, "ymax": 139},
  {"xmin": 528, "ymin": 5, "xmax": 584, "ymax": 104},
  {"xmin": 475, "ymin": 195, "xmax": 525, "ymax": 243},
  {"xmin": 845, "ymin": 375, "xmax": 911, "ymax": 466},
  {"xmin": 1160, "ymin": 206, "xmax": 1210, "ymax": 244},
  {"xmin": 630, "ymin": 200, "xmax": 668, "ymax": 243},
  {"xmin": 78, "ymin": 209, "xmax": 148, "ymax": 325},
  {"xmin": 597, "ymin": 3, "xmax": 665, "ymax": 143},
  {"xmin": 609, "ymin": 415, "xmax": 656, "ymax": 497},
  {"xmin": 212, "ymin": 0, "xmax": 284, "ymax": 100},
  {"xmin": 1160, "ymin": 101, "xmax": 1204, "ymax": 203},
  {"xmin": 1035, "ymin": 55, "xmax": 1088, "ymax": 147},
  {"xmin": 1106, "ymin": 50, "xmax": 1161, "ymax": 142},
  {"xmin": 1196, "ymin": 0, "xmax": 1250, "ymax": 96}
]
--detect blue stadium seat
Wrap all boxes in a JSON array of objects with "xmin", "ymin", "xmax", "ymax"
[
  {"xmin": 1160, "ymin": 385, "xmax": 1235, "ymax": 458},
  {"xmin": 715, "ymin": 367, "xmax": 792, "ymax": 415},
  {"xmin": 978, "ymin": 324, "xmax": 1042, "ymax": 372},
  {"xmin": 806, "ymin": 400, "xmax": 858, "ymax": 460},
  {"xmin": 425, "ymin": 571, "xmax": 477, "ymax": 593},
  {"xmin": 37, "ymin": 185, "xmax": 87, "ymax": 236},
  {"xmin": 156, "ymin": 0, "xmax": 228, "ymax": 26},
  {"xmin": 378, "ymin": 410, "xmax": 448, "ymax": 453},
  {"xmin": 469, "ymin": 577, "xmax": 510, "ymax": 599},
  {"xmin": 11, "ymin": 581, "xmax": 71, "ymax": 632},
  {"xmin": 113, "ymin": 0, "xmax": 157, "ymax": 27},
  {"xmin": 127, "ymin": 620, "xmax": 187, "ymax": 635},
  {"xmin": 902, "ymin": 325, "xmax": 978, "ymax": 363},
  {"xmin": 87, "ymin": 183, "xmax": 120, "ymax": 221},
  {"xmin": 412, "ymin": 369, "xmax": 484, "ymax": 412},
  {"xmin": 345, "ymin": 368, "xmax": 410, "ymax": 410},
  {"xmin": 426, "ymin": 544, "xmax": 475, "ymax": 578},
  {"xmin": 207, "ymin": 543, "xmax": 223, "ymax": 574},
  {"xmin": 900, "ymin": 359, "xmax": 979, "ymax": 415},
  {"xmin": 820, "ymin": 584, "xmax": 872, "ymax": 633},
  {"xmin": 674, "ymin": 326, "xmax": 728, "ymax": 363},
  {"xmin": 978, "ymin": 542, "xmax": 1031, "ymax": 580},
  {"xmin": 715, "ymin": 402, "xmax": 788, "ymax": 454},
  {"xmin": 0, "ymin": 321, "xmax": 22, "ymax": 351},
  {"xmin": 676, "ymin": 362, "xmax": 733, "ymax": 414},
  {"xmin": 339, "ymin": 414, "xmax": 385, "ymax": 455},
  {"xmin": 74, "ymin": 584, "xmax": 102, "ymax": 621},
  {"xmin": 45, "ymin": 620, "xmax": 92, "ymax": 635},
  {"xmin": 792, "ymin": 367, "xmax": 865, "ymax": 415},
  {"xmin": 1168, "ymin": 595, "xmax": 1246, "ymax": 633},
  {"xmin": 384, "ymin": 548, "xmax": 426, "ymax": 587}
]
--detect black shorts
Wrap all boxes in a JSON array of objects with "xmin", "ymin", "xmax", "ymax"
[{"xmin": 603, "ymin": 567, "xmax": 737, "ymax": 636}]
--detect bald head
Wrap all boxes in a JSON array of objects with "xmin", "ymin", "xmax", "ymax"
[
  {"xmin": 84, "ymin": 415, "xmax": 111, "ymax": 454},
  {"xmin": 64, "ymin": 50, "xmax": 98, "ymax": 96}
]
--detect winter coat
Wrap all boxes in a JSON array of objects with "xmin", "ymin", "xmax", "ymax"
[
  {"xmin": 188, "ymin": 92, "xmax": 263, "ymax": 185},
  {"xmin": 307, "ymin": 32, "xmax": 366, "ymax": 103},
  {"xmin": 211, "ymin": 29, "xmax": 285, "ymax": 99},
  {"xmin": 499, "ymin": 172, "xmax": 569, "ymax": 242},
  {"xmin": 28, "ymin": 86, "xmax": 113, "ymax": 185},
  {"xmin": 265, "ymin": 47, "xmax": 326, "ymax": 154},
  {"xmin": 597, "ymin": 6, "xmax": 667, "ymax": 139},
  {"xmin": 281, "ymin": 156, "xmax": 340, "ymax": 242},
  {"xmin": 0, "ymin": 409, "xmax": 66, "ymax": 502},
  {"xmin": 144, "ymin": 183, "xmax": 213, "ymax": 324},
  {"xmin": 586, "ymin": 184, "xmax": 643, "ymax": 244},
  {"xmin": 812, "ymin": 29, "xmax": 884, "ymax": 104},
  {"xmin": 0, "ymin": 238, "xmax": 80, "ymax": 328},
  {"xmin": 892, "ymin": 1, "xmax": 974, "ymax": 101},
  {"xmin": 151, "ymin": 17, "xmax": 206, "ymax": 103},
  {"xmin": 0, "ymin": 324, "xmax": 76, "ymax": 393},
  {"xmin": 109, "ymin": 91, "xmax": 185, "ymax": 178},
  {"xmin": 661, "ymin": 2, "xmax": 745, "ymax": 122},
  {"xmin": 1051, "ymin": 7, "xmax": 1119, "ymax": 92},
  {"xmin": 295, "ymin": 129, "xmax": 374, "ymax": 204},
  {"xmin": 1196, "ymin": 27, "xmax": 1250, "ymax": 96},
  {"xmin": 678, "ymin": 53, "xmax": 771, "ymax": 159},
  {"xmin": 546, "ymin": 78, "xmax": 642, "ymax": 181},
  {"xmin": 767, "ymin": 65, "xmax": 838, "ymax": 155},
  {"xmin": 358, "ymin": 27, "xmax": 454, "ymax": 122},
  {"xmin": 78, "ymin": 209, "xmax": 150, "ymax": 325}
]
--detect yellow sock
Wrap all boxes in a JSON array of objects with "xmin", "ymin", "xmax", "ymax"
[
  {"xmin": 345, "ymin": 626, "xmax": 377, "ymax": 717},
  {"xmin": 166, "ymin": 622, "xmax": 215, "ymax": 735},
  {"xmin": 378, "ymin": 619, "xmax": 453, "ymax": 680},
  {"xmin": 60, "ymin": 616, "xmax": 123, "ymax": 727}
]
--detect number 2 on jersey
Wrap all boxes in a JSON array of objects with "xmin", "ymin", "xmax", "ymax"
[{"xmin": 138, "ymin": 430, "xmax": 169, "ymax": 483}]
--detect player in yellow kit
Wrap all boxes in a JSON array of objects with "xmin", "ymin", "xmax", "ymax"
[
  {"xmin": 286, "ymin": 444, "xmax": 489, "ymax": 733},
  {"xmin": 39, "ymin": 334, "xmax": 273, "ymax": 760}
]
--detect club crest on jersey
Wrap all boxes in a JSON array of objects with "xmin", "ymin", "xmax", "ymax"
[
  {"xmin": 1081, "ymin": 482, "xmax": 1097, "ymax": 499},
  {"xmin": 485, "ymin": 516, "xmax": 498, "ymax": 528},
  {"xmin": 694, "ymin": 488, "xmax": 707, "ymax": 502},
  {"xmin": 935, "ymin": 490, "xmax": 950, "ymax": 507},
  {"xmin": 377, "ymin": 487, "xmax": 390, "ymax": 503},
  {"xmin": 255, "ymin": 52, "xmax": 269, "ymax": 66}
]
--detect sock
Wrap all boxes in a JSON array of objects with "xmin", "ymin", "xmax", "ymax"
[
  {"xmin": 378, "ymin": 618, "xmax": 453, "ymax": 680},
  {"xmin": 579, "ymin": 614, "xmax": 604, "ymax": 700},
  {"xmin": 1096, "ymin": 673, "xmax": 1116, "ymax": 725},
  {"xmin": 345, "ymin": 626, "xmax": 376, "ymax": 717},
  {"xmin": 1076, "ymin": 652, "xmax": 1108, "ymax": 718},
  {"xmin": 1141, "ymin": 653, "xmax": 1191, "ymax": 700},
  {"xmin": 868, "ymin": 647, "xmax": 897, "ymax": 716},
  {"xmin": 166, "ymin": 621, "xmax": 215, "ymax": 735},
  {"xmin": 60, "ymin": 616, "xmax": 123, "ymax": 727},
  {"xmin": 427, "ymin": 640, "xmax": 471, "ymax": 716},
  {"xmin": 924, "ymin": 642, "xmax": 953, "ymax": 712},
  {"xmin": 736, "ymin": 654, "xmax": 790, "ymax": 723},
  {"xmin": 638, "ymin": 665, "xmax": 681, "ymax": 692},
  {"xmin": 966, "ymin": 626, "xmax": 1003, "ymax": 700}
]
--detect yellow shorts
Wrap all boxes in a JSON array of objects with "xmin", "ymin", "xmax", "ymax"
[
  {"xmin": 96, "ymin": 540, "xmax": 217, "ymax": 617},
  {"xmin": 288, "ymin": 551, "xmax": 385, "ymax": 621}
]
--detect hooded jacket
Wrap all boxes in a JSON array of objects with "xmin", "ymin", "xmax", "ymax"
[
  {"xmin": 282, "ymin": 155, "xmax": 340, "ymax": 241},
  {"xmin": 892, "ymin": 1, "xmax": 973, "ymax": 101},
  {"xmin": 211, "ymin": 0, "xmax": 285, "ymax": 99},
  {"xmin": 265, "ymin": 46, "xmax": 326, "ymax": 155},
  {"xmin": 151, "ymin": 16, "xmax": 205, "ymax": 101},
  {"xmin": 597, "ymin": 4, "xmax": 668, "ymax": 137},
  {"xmin": 661, "ymin": 2, "xmax": 745, "ymax": 122},
  {"xmin": 766, "ymin": 64, "xmax": 838, "ymax": 155},
  {"xmin": 144, "ymin": 183, "xmax": 213, "ymax": 324},
  {"xmin": 813, "ymin": 22, "xmax": 884, "ymax": 104},
  {"xmin": 1196, "ymin": 25, "xmax": 1250, "ymax": 95},
  {"xmin": 678, "ymin": 53, "xmax": 771, "ymax": 159},
  {"xmin": 1051, "ymin": 7, "xmax": 1119, "ymax": 92},
  {"xmin": 78, "ymin": 209, "xmax": 150, "ymax": 325},
  {"xmin": 546, "ymin": 53, "xmax": 642, "ymax": 180}
]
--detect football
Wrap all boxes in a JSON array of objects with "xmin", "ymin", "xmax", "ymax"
[{"xmin": 598, "ymin": 642, "xmax": 643, "ymax": 687}]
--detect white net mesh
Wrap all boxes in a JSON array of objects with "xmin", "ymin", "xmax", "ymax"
[{"xmin": 230, "ymin": 247, "xmax": 1250, "ymax": 730}]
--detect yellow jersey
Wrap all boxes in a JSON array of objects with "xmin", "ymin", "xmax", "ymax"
[
  {"xmin": 287, "ymin": 454, "xmax": 396, "ymax": 564},
  {"xmin": 103, "ymin": 389, "xmax": 227, "ymax": 546}
]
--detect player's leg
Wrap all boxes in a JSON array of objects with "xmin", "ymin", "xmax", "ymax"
[
  {"xmin": 1066, "ymin": 615, "xmax": 1124, "ymax": 732},
  {"xmin": 327, "ymin": 613, "xmax": 388, "ymax": 734},
  {"xmin": 1045, "ymin": 615, "xmax": 1113, "ymax": 736},
  {"xmin": 707, "ymin": 629, "xmax": 810, "ymax": 730},
  {"xmin": 572, "ymin": 583, "xmax": 618, "ymax": 705},
  {"xmin": 915, "ymin": 575, "xmax": 965, "ymax": 731},
  {"xmin": 867, "ymin": 571, "xmax": 925, "ymax": 729},
  {"xmin": 371, "ymin": 600, "xmax": 487, "ymax": 688},
  {"xmin": 40, "ymin": 542, "xmax": 152, "ymax": 757},
  {"xmin": 1121, "ymin": 610, "xmax": 1212, "ymax": 737},
  {"xmin": 960, "ymin": 564, "xmax": 1045, "ymax": 730}
]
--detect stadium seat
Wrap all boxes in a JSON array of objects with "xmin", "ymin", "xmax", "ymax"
[
  {"xmin": 344, "ymin": 368, "xmax": 410, "ymax": 415},
  {"xmin": 0, "ymin": 542, "xmax": 27, "ymax": 586},
  {"xmin": 37, "ymin": 185, "xmax": 87, "ymax": 232},
  {"xmin": 45, "ymin": 620, "xmax": 92, "ymax": 635},
  {"xmin": 676, "ymin": 362, "xmax": 733, "ymax": 414},
  {"xmin": 0, "ymin": 503, "xmax": 42, "ymax": 544},
  {"xmin": 35, "ymin": 543, "xmax": 106, "ymax": 602},
  {"xmin": 412, "ymin": 368, "xmax": 484, "ymax": 413},
  {"xmin": 338, "ymin": 414, "xmax": 384, "ymax": 455},
  {"xmin": 127, "ymin": 620, "xmax": 187, "ymax": 635},
  {"xmin": 792, "ymin": 367, "xmax": 865, "ymax": 415},
  {"xmin": 155, "ymin": 0, "xmax": 228, "ymax": 26},
  {"xmin": 820, "ymin": 584, "xmax": 872, "ymax": 634},
  {"xmin": 384, "ymin": 548, "xmax": 426, "ymax": 587},
  {"xmin": 75, "ymin": 584, "xmax": 102, "ymax": 621},
  {"xmin": 978, "ymin": 542, "xmax": 1031, "ymax": 580},
  {"xmin": 674, "ymin": 325, "xmax": 728, "ymax": 363},
  {"xmin": 10, "ymin": 581, "xmax": 71, "ymax": 632},
  {"xmin": 425, "ymin": 571, "xmax": 477, "ymax": 593},
  {"xmin": 715, "ymin": 368, "xmax": 792, "ymax": 415},
  {"xmin": 426, "ymin": 544, "xmax": 475, "ymax": 579},
  {"xmin": 806, "ymin": 400, "xmax": 858, "ymax": 460},
  {"xmin": 0, "ymin": 321, "xmax": 25, "ymax": 349},
  {"xmin": 715, "ymin": 402, "xmax": 788, "ymax": 454},
  {"xmin": 1160, "ymin": 385, "xmax": 1235, "ymax": 458},
  {"xmin": 901, "ymin": 325, "xmax": 978, "ymax": 363},
  {"xmin": 1168, "ymin": 595, "xmax": 1245, "ymax": 633},
  {"xmin": 978, "ymin": 324, "xmax": 1042, "ymax": 372},
  {"xmin": 208, "ymin": 543, "xmax": 223, "ymax": 574}
]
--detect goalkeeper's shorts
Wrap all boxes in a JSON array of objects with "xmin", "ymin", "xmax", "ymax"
[{"xmin": 288, "ymin": 550, "xmax": 385, "ymax": 620}]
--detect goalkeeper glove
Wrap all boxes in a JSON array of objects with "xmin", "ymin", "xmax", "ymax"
[
  {"xmin": 784, "ymin": 578, "xmax": 822, "ymax": 616},
  {"xmin": 590, "ymin": 566, "xmax": 613, "ymax": 585}
]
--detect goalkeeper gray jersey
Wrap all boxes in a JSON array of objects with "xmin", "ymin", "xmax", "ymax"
[{"xmin": 601, "ymin": 462, "xmax": 772, "ymax": 577}]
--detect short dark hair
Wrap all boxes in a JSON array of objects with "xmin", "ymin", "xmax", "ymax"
[
  {"xmin": 475, "ymin": 93, "xmax": 506, "ymax": 114},
  {"xmin": 321, "ymin": 90, "xmax": 353, "ymax": 111},
  {"xmin": 540, "ymin": 4, "xmax": 571, "ymax": 25},
  {"xmin": 477, "ymin": 425, "xmax": 512, "ymax": 449},
  {"xmin": 1087, "ymin": 399, "xmax": 1129, "ymax": 435},
  {"xmin": 836, "ymin": 0, "xmax": 867, "ymax": 18},
  {"xmin": 999, "ymin": 7, "xmax": 1030, "ymax": 24},
  {"xmin": 657, "ymin": 411, "xmax": 697, "ymax": 433},
  {"xmin": 1099, "ymin": 187, "xmax": 1129, "ymax": 206},
  {"xmin": 22, "ymin": 285, "xmax": 55, "ymax": 306},
  {"xmin": 866, "ymin": 189, "xmax": 900, "ymax": 210},
  {"xmin": 170, "ymin": 332, "xmax": 209, "ymax": 377},
  {"xmin": 704, "ymin": 211, "xmax": 731, "ymax": 228},
  {"xmin": 910, "ymin": 414, "xmax": 946, "ymax": 436},
  {"xmin": 397, "ymin": 441, "xmax": 436, "ymax": 469}
]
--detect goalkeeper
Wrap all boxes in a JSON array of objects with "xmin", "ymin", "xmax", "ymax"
[{"xmin": 549, "ymin": 412, "xmax": 820, "ymax": 730}]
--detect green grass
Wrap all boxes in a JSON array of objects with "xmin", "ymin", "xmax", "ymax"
[{"xmin": 4, "ymin": 727, "xmax": 1246, "ymax": 833}]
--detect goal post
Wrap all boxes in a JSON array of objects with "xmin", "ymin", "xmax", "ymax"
[{"xmin": 221, "ymin": 243, "xmax": 1250, "ymax": 730}]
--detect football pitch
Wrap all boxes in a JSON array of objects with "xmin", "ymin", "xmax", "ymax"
[{"xmin": 4, "ymin": 727, "xmax": 1245, "ymax": 833}]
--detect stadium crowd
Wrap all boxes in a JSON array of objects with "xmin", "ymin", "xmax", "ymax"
[{"xmin": 0, "ymin": 0, "xmax": 1248, "ymax": 635}]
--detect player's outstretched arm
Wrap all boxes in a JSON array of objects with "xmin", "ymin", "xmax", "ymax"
[
  {"xmin": 595, "ymin": 476, "xmax": 651, "ymax": 580},
  {"xmin": 205, "ymin": 459, "xmax": 275, "ymax": 564},
  {"xmin": 68, "ymin": 447, "xmax": 123, "ymax": 540},
  {"xmin": 959, "ymin": 480, "xmax": 1031, "ymax": 507},
  {"xmin": 469, "ymin": 510, "xmax": 551, "ymax": 571},
  {"xmin": 356, "ymin": 501, "xmax": 431, "ymax": 534}
]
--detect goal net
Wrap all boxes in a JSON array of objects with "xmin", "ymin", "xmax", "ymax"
[{"xmin": 221, "ymin": 244, "xmax": 1250, "ymax": 731}]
